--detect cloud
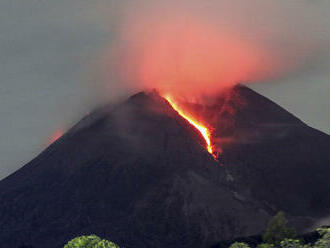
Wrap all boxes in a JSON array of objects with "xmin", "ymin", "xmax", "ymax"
[{"xmin": 100, "ymin": 0, "xmax": 330, "ymax": 98}]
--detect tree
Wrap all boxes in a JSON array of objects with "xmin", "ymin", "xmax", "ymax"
[
  {"xmin": 63, "ymin": 235, "xmax": 119, "ymax": 248},
  {"xmin": 280, "ymin": 238, "xmax": 310, "ymax": 248},
  {"xmin": 313, "ymin": 228, "xmax": 330, "ymax": 248},
  {"xmin": 263, "ymin": 211, "xmax": 296, "ymax": 245},
  {"xmin": 229, "ymin": 242, "xmax": 250, "ymax": 248},
  {"xmin": 92, "ymin": 239, "xmax": 119, "ymax": 248}
]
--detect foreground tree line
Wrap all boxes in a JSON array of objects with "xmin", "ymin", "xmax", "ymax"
[
  {"xmin": 229, "ymin": 212, "xmax": 330, "ymax": 248},
  {"xmin": 37, "ymin": 211, "xmax": 327, "ymax": 248},
  {"xmin": 63, "ymin": 235, "xmax": 119, "ymax": 248}
]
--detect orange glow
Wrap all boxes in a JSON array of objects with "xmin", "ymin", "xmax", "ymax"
[
  {"xmin": 112, "ymin": 11, "xmax": 276, "ymax": 98},
  {"xmin": 49, "ymin": 130, "xmax": 64, "ymax": 144},
  {"xmin": 165, "ymin": 95, "xmax": 215, "ymax": 157}
]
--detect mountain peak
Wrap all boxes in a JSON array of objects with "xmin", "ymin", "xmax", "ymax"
[{"xmin": 1, "ymin": 86, "xmax": 330, "ymax": 248}]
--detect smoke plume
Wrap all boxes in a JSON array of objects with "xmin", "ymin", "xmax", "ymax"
[{"xmin": 100, "ymin": 0, "xmax": 330, "ymax": 99}]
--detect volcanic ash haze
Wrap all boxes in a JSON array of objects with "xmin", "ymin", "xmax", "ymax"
[
  {"xmin": 104, "ymin": 10, "xmax": 276, "ymax": 155},
  {"xmin": 115, "ymin": 14, "xmax": 274, "ymax": 98},
  {"xmin": 100, "ymin": 0, "xmax": 330, "ymax": 101},
  {"xmin": 104, "ymin": 0, "xmax": 330, "ymax": 153}
]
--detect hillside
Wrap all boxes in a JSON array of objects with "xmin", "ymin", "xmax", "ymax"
[{"xmin": 1, "ymin": 86, "xmax": 330, "ymax": 248}]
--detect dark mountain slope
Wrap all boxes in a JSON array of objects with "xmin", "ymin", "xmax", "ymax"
[
  {"xmin": 0, "ymin": 91, "xmax": 270, "ymax": 248},
  {"xmin": 199, "ymin": 85, "xmax": 330, "ymax": 219}
]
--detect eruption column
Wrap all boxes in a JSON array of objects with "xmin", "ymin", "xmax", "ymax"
[{"xmin": 164, "ymin": 95, "xmax": 215, "ymax": 158}]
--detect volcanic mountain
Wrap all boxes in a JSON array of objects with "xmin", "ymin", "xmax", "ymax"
[{"xmin": 1, "ymin": 85, "xmax": 330, "ymax": 248}]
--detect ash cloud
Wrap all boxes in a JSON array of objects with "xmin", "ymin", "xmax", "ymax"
[
  {"xmin": 0, "ymin": 0, "xmax": 329, "ymax": 179},
  {"xmin": 102, "ymin": 0, "xmax": 330, "ymax": 99}
]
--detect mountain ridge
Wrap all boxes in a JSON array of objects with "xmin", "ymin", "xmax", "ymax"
[{"xmin": 1, "ymin": 85, "xmax": 330, "ymax": 248}]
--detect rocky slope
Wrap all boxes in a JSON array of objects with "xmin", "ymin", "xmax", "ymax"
[{"xmin": 1, "ymin": 86, "xmax": 330, "ymax": 248}]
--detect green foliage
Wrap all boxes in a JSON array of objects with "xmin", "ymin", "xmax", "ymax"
[
  {"xmin": 64, "ymin": 235, "xmax": 119, "ymax": 248},
  {"xmin": 313, "ymin": 228, "xmax": 330, "ymax": 248},
  {"xmin": 256, "ymin": 243, "xmax": 274, "ymax": 248},
  {"xmin": 228, "ymin": 226, "xmax": 329, "ymax": 248},
  {"xmin": 263, "ymin": 211, "xmax": 296, "ymax": 245},
  {"xmin": 64, "ymin": 235, "xmax": 100, "ymax": 248},
  {"xmin": 280, "ymin": 238, "xmax": 311, "ymax": 248},
  {"xmin": 228, "ymin": 242, "xmax": 250, "ymax": 248},
  {"xmin": 92, "ymin": 239, "xmax": 119, "ymax": 248}
]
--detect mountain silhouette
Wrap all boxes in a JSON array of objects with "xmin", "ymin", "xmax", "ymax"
[{"xmin": 1, "ymin": 85, "xmax": 330, "ymax": 248}]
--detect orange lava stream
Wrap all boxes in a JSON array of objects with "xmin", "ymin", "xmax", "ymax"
[{"xmin": 164, "ymin": 95, "xmax": 214, "ymax": 156}]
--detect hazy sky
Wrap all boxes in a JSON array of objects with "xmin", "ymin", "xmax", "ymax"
[{"xmin": 0, "ymin": 0, "xmax": 329, "ymax": 179}]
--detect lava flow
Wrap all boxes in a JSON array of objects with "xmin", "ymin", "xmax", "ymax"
[{"xmin": 164, "ymin": 95, "xmax": 216, "ymax": 159}]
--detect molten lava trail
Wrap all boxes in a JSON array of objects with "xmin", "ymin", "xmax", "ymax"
[{"xmin": 164, "ymin": 95, "xmax": 215, "ymax": 157}]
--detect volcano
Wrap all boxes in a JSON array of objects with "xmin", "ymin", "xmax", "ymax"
[{"xmin": 1, "ymin": 85, "xmax": 330, "ymax": 248}]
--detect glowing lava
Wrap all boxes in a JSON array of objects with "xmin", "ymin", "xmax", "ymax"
[
  {"xmin": 164, "ymin": 95, "xmax": 215, "ymax": 157},
  {"xmin": 49, "ymin": 130, "xmax": 64, "ymax": 144}
]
